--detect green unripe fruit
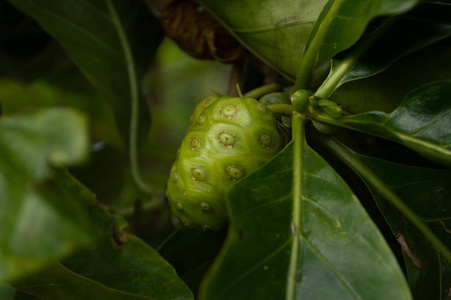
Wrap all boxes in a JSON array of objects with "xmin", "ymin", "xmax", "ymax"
[
  {"xmin": 167, "ymin": 96, "xmax": 284, "ymax": 230},
  {"xmin": 189, "ymin": 95, "xmax": 219, "ymax": 127},
  {"xmin": 291, "ymin": 89, "xmax": 313, "ymax": 114}
]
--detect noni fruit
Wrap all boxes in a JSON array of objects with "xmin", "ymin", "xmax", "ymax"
[
  {"xmin": 188, "ymin": 95, "xmax": 219, "ymax": 127},
  {"xmin": 167, "ymin": 96, "xmax": 284, "ymax": 230}
]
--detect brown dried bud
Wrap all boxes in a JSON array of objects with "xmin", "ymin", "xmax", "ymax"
[{"xmin": 161, "ymin": 0, "xmax": 245, "ymax": 63}]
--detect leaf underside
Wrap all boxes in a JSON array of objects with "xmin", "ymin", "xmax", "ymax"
[{"xmin": 197, "ymin": 0, "xmax": 328, "ymax": 79}]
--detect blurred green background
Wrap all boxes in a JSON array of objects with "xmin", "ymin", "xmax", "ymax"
[{"xmin": 0, "ymin": 0, "xmax": 231, "ymax": 239}]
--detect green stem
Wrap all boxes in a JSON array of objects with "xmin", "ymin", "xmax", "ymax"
[
  {"xmin": 314, "ymin": 58, "xmax": 354, "ymax": 99},
  {"xmin": 243, "ymin": 83, "xmax": 283, "ymax": 99},
  {"xmin": 314, "ymin": 113, "xmax": 343, "ymax": 125},
  {"xmin": 287, "ymin": 113, "xmax": 305, "ymax": 300},
  {"xmin": 317, "ymin": 135, "xmax": 451, "ymax": 263},
  {"xmin": 293, "ymin": 0, "xmax": 344, "ymax": 92},
  {"xmin": 267, "ymin": 104, "xmax": 294, "ymax": 116},
  {"xmin": 314, "ymin": 18, "xmax": 396, "ymax": 99},
  {"xmin": 314, "ymin": 40, "xmax": 371, "ymax": 99},
  {"xmin": 106, "ymin": 0, "xmax": 153, "ymax": 195}
]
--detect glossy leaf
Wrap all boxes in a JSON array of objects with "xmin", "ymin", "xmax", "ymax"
[
  {"xmin": 197, "ymin": 0, "xmax": 328, "ymax": 79},
  {"xmin": 0, "ymin": 109, "xmax": 91, "ymax": 283},
  {"xmin": 319, "ymin": 81, "xmax": 451, "ymax": 167},
  {"xmin": 356, "ymin": 155, "xmax": 451, "ymax": 299},
  {"xmin": 7, "ymin": 0, "xmax": 164, "ymax": 144},
  {"xmin": 199, "ymin": 127, "xmax": 410, "ymax": 299},
  {"xmin": 296, "ymin": 0, "xmax": 421, "ymax": 88},
  {"xmin": 13, "ymin": 263, "xmax": 153, "ymax": 300},
  {"xmin": 328, "ymin": 1, "xmax": 451, "ymax": 92}
]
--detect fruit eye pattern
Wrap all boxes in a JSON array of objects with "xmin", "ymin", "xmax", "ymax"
[
  {"xmin": 166, "ymin": 96, "xmax": 284, "ymax": 230},
  {"xmin": 217, "ymin": 130, "xmax": 237, "ymax": 148}
]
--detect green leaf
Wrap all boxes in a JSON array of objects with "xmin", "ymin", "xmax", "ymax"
[
  {"xmin": 0, "ymin": 109, "xmax": 92, "ymax": 283},
  {"xmin": 7, "ymin": 166, "xmax": 193, "ymax": 300},
  {"xmin": 314, "ymin": 134, "xmax": 451, "ymax": 297},
  {"xmin": 0, "ymin": 284, "xmax": 16, "ymax": 300},
  {"xmin": 330, "ymin": 41, "xmax": 451, "ymax": 114},
  {"xmin": 197, "ymin": 0, "xmax": 329, "ymax": 79},
  {"xmin": 319, "ymin": 1, "xmax": 451, "ymax": 97},
  {"xmin": 0, "ymin": 1, "xmax": 85, "ymax": 89},
  {"xmin": 59, "ymin": 183, "xmax": 193, "ymax": 300},
  {"xmin": 199, "ymin": 118, "xmax": 410, "ymax": 299},
  {"xmin": 12, "ymin": 263, "xmax": 155, "ymax": 300},
  {"xmin": 357, "ymin": 155, "xmax": 451, "ymax": 299},
  {"xmin": 64, "ymin": 234, "xmax": 194, "ymax": 300},
  {"xmin": 317, "ymin": 81, "xmax": 451, "ymax": 166},
  {"xmin": 295, "ymin": 0, "xmax": 421, "ymax": 89},
  {"xmin": 6, "ymin": 0, "xmax": 164, "ymax": 145}
]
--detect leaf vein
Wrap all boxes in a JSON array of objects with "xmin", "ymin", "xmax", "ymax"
[
  {"xmin": 215, "ymin": 240, "xmax": 292, "ymax": 298},
  {"xmin": 299, "ymin": 235, "xmax": 362, "ymax": 299},
  {"xmin": 236, "ymin": 194, "xmax": 291, "ymax": 217}
]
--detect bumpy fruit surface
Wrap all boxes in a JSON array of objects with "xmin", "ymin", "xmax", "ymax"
[
  {"xmin": 167, "ymin": 96, "xmax": 284, "ymax": 230},
  {"xmin": 189, "ymin": 95, "xmax": 219, "ymax": 127}
]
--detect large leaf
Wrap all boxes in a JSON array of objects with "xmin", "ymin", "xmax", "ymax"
[
  {"xmin": 14, "ymin": 236, "xmax": 193, "ymax": 300},
  {"xmin": 0, "ymin": 109, "xmax": 91, "ymax": 283},
  {"xmin": 0, "ymin": 0, "xmax": 92, "ymax": 93},
  {"xmin": 358, "ymin": 155, "xmax": 451, "ymax": 299},
  {"xmin": 199, "ymin": 119, "xmax": 410, "ymax": 299},
  {"xmin": 64, "ymin": 235, "xmax": 193, "ymax": 300},
  {"xmin": 325, "ymin": 1, "xmax": 451, "ymax": 95},
  {"xmin": 12, "ymin": 263, "xmax": 153, "ymax": 300},
  {"xmin": 9, "ymin": 168, "xmax": 193, "ymax": 299},
  {"xmin": 60, "ymin": 175, "xmax": 193, "ymax": 300},
  {"xmin": 7, "ymin": 0, "xmax": 164, "ymax": 144},
  {"xmin": 315, "ymin": 135, "xmax": 451, "ymax": 298},
  {"xmin": 296, "ymin": 0, "xmax": 421, "ymax": 88},
  {"xmin": 317, "ymin": 80, "xmax": 451, "ymax": 167},
  {"xmin": 197, "ymin": 0, "xmax": 328, "ymax": 79}
]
